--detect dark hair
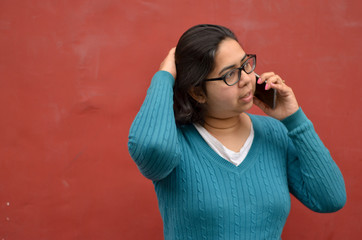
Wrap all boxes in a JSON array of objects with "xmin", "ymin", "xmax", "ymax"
[{"xmin": 173, "ymin": 24, "xmax": 238, "ymax": 125}]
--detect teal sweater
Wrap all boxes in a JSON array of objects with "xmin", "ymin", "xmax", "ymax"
[{"xmin": 128, "ymin": 71, "xmax": 346, "ymax": 239}]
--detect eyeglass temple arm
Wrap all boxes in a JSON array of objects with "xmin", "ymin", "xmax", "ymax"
[{"xmin": 204, "ymin": 77, "xmax": 223, "ymax": 81}]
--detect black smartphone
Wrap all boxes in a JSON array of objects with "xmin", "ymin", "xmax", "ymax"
[{"xmin": 254, "ymin": 73, "xmax": 277, "ymax": 109}]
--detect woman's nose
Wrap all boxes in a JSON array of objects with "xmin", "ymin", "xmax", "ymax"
[{"xmin": 238, "ymin": 71, "xmax": 252, "ymax": 88}]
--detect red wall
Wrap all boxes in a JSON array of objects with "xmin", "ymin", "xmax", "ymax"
[{"xmin": 0, "ymin": 0, "xmax": 361, "ymax": 239}]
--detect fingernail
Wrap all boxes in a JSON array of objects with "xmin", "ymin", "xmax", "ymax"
[
  {"xmin": 265, "ymin": 84, "xmax": 268, "ymax": 90},
  {"xmin": 257, "ymin": 78, "xmax": 262, "ymax": 84}
]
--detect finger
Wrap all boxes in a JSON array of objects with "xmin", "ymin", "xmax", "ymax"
[
  {"xmin": 166, "ymin": 47, "xmax": 176, "ymax": 61},
  {"xmin": 159, "ymin": 47, "xmax": 177, "ymax": 78},
  {"xmin": 269, "ymin": 81, "xmax": 291, "ymax": 95},
  {"xmin": 260, "ymin": 72, "xmax": 275, "ymax": 79},
  {"xmin": 269, "ymin": 82, "xmax": 284, "ymax": 91},
  {"xmin": 265, "ymin": 75, "xmax": 285, "ymax": 90},
  {"xmin": 259, "ymin": 72, "xmax": 275, "ymax": 83},
  {"xmin": 265, "ymin": 75, "xmax": 279, "ymax": 90},
  {"xmin": 256, "ymin": 73, "xmax": 265, "ymax": 85},
  {"xmin": 169, "ymin": 47, "xmax": 176, "ymax": 56},
  {"xmin": 258, "ymin": 72, "xmax": 281, "ymax": 88},
  {"xmin": 256, "ymin": 72, "xmax": 271, "ymax": 84}
]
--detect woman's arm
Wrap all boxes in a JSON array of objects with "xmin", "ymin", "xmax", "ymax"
[
  {"xmin": 283, "ymin": 109, "xmax": 346, "ymax": 212},
  {"xmin": 128, "ymin": 48, "xmax": 180, "ymax": 181},
  {"xmin": 254, "ymin": 72, "xmax": 346, "ymax": 212}
]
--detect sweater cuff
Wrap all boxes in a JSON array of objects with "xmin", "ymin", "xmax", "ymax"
[
  {"xmin": 152, "ymin": 70, "xmax": 175, "ymax": 86},
  {"xmin": 281, "ymin": 108, "xmax": 309, "ymax": 132}
]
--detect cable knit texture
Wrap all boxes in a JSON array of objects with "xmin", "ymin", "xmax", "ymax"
[{"xmin": 128, "ymin": 71, "xmax": 346, "ymax": 240}]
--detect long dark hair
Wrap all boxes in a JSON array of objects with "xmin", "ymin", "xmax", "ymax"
[{"xmin": 174, "ymin": 24, "xmax": 238, "ymax": 125}]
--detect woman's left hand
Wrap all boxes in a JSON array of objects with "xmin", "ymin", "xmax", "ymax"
[{"xmin": 253, "ymin": 72, "xmax": 299, "ymax": 120}]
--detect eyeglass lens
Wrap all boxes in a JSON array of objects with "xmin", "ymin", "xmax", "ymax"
[{"xmin": 225, "ymin": 56, "xmax": 256, "ymax": 86}]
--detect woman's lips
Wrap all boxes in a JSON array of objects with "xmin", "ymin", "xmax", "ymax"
[{"xmin": 240, "ymin": 91, "xmax": 253, "ymax": 103}]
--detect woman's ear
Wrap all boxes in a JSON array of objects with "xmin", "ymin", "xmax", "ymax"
[{"xmin": 188, "ymin": 86, "xmax": 206, "ymax": 104}]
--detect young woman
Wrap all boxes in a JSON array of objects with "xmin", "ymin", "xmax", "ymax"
[{"xmin": 128, "ymin": 24, "xmax": 346, "ymax": 239}]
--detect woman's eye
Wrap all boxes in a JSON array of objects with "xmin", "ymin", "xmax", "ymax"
[
  {"xmin": 244, "ymin": 62, "xmax": 251, "ymax": 71},
  {"xmin": 225, "ymin": 70, "xmax": 236, "ymax": 79}
]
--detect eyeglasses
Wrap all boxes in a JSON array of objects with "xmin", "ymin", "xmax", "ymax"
[{"xmin": 205, "ymin": 54, "xmax": 256, "ymax": 86}]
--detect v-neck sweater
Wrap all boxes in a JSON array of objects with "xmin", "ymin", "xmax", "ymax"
[
  {"xmin": 193, "ymin": 122, "xmax": 254, "ymax": 166},
  {"xmin": 128, "ymin": 71, "xmax": 346, "ymax": 240}
]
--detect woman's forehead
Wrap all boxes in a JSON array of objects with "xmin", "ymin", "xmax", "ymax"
[{"xmin": 215, "ymin": 39, "xmax": 246, "ymax": 67}]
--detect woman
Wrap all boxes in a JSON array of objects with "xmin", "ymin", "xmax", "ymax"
[{"xmin": 128, "ymin": 24, "xmax": 346, "ymax": 239}]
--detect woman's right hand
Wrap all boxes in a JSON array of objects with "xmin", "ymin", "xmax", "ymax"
[{"xmin": 159, "ymin": 47, "xmax": 177, "ymax": 79}]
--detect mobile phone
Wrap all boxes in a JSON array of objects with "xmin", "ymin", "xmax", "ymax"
[{"xmin": 254, "ymin": 73, "xmax": 277, "ymax": 109}]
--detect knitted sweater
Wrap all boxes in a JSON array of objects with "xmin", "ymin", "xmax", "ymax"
[{"xmin": 128, "ymin": 71, "xmax": 346, "ymax": 240}]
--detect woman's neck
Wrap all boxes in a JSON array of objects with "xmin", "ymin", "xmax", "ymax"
[
  {"xmin": 201, "ymin": 112, "xmax": 252, "ymax": 152},
  {"xmin": 203, "ymin": 113, "xmax": 250, "ymax": 135}
]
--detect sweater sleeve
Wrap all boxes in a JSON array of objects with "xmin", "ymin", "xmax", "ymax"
[
  {"xmin": 128, "ymin": 71, "xmax": 180, "ymax": 181},
  {"xmin": 282, "ymin": 108, "xmax": 347, "ymax": 213}
]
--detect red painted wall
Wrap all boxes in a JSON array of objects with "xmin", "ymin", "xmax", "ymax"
[{"xmin": 0, "ymin": 0, "xmax": 361, "ymax": 239}]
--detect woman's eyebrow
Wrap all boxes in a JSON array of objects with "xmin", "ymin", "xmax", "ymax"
[
  {"xmin": 218, "ymin": 54, "xmax": 248, "ymax": 75},
  {"xmin": 218, "ymin": 64, "xmax": 236, "ymax": 75}
]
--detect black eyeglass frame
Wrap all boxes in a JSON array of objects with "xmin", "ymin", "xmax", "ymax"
[{"xmin": 204, "ymin": 54, "xmax": 257, "ymax": 86}]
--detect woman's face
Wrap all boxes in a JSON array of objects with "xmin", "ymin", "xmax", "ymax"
[{"xmin": 203, "ymin": 38, "xmax": 256, "ymax": 119}]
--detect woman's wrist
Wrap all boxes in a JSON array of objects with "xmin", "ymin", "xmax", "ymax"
[{"xmin": 280, "ymin": 107, "xmax": 309, "ymax": 132}]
